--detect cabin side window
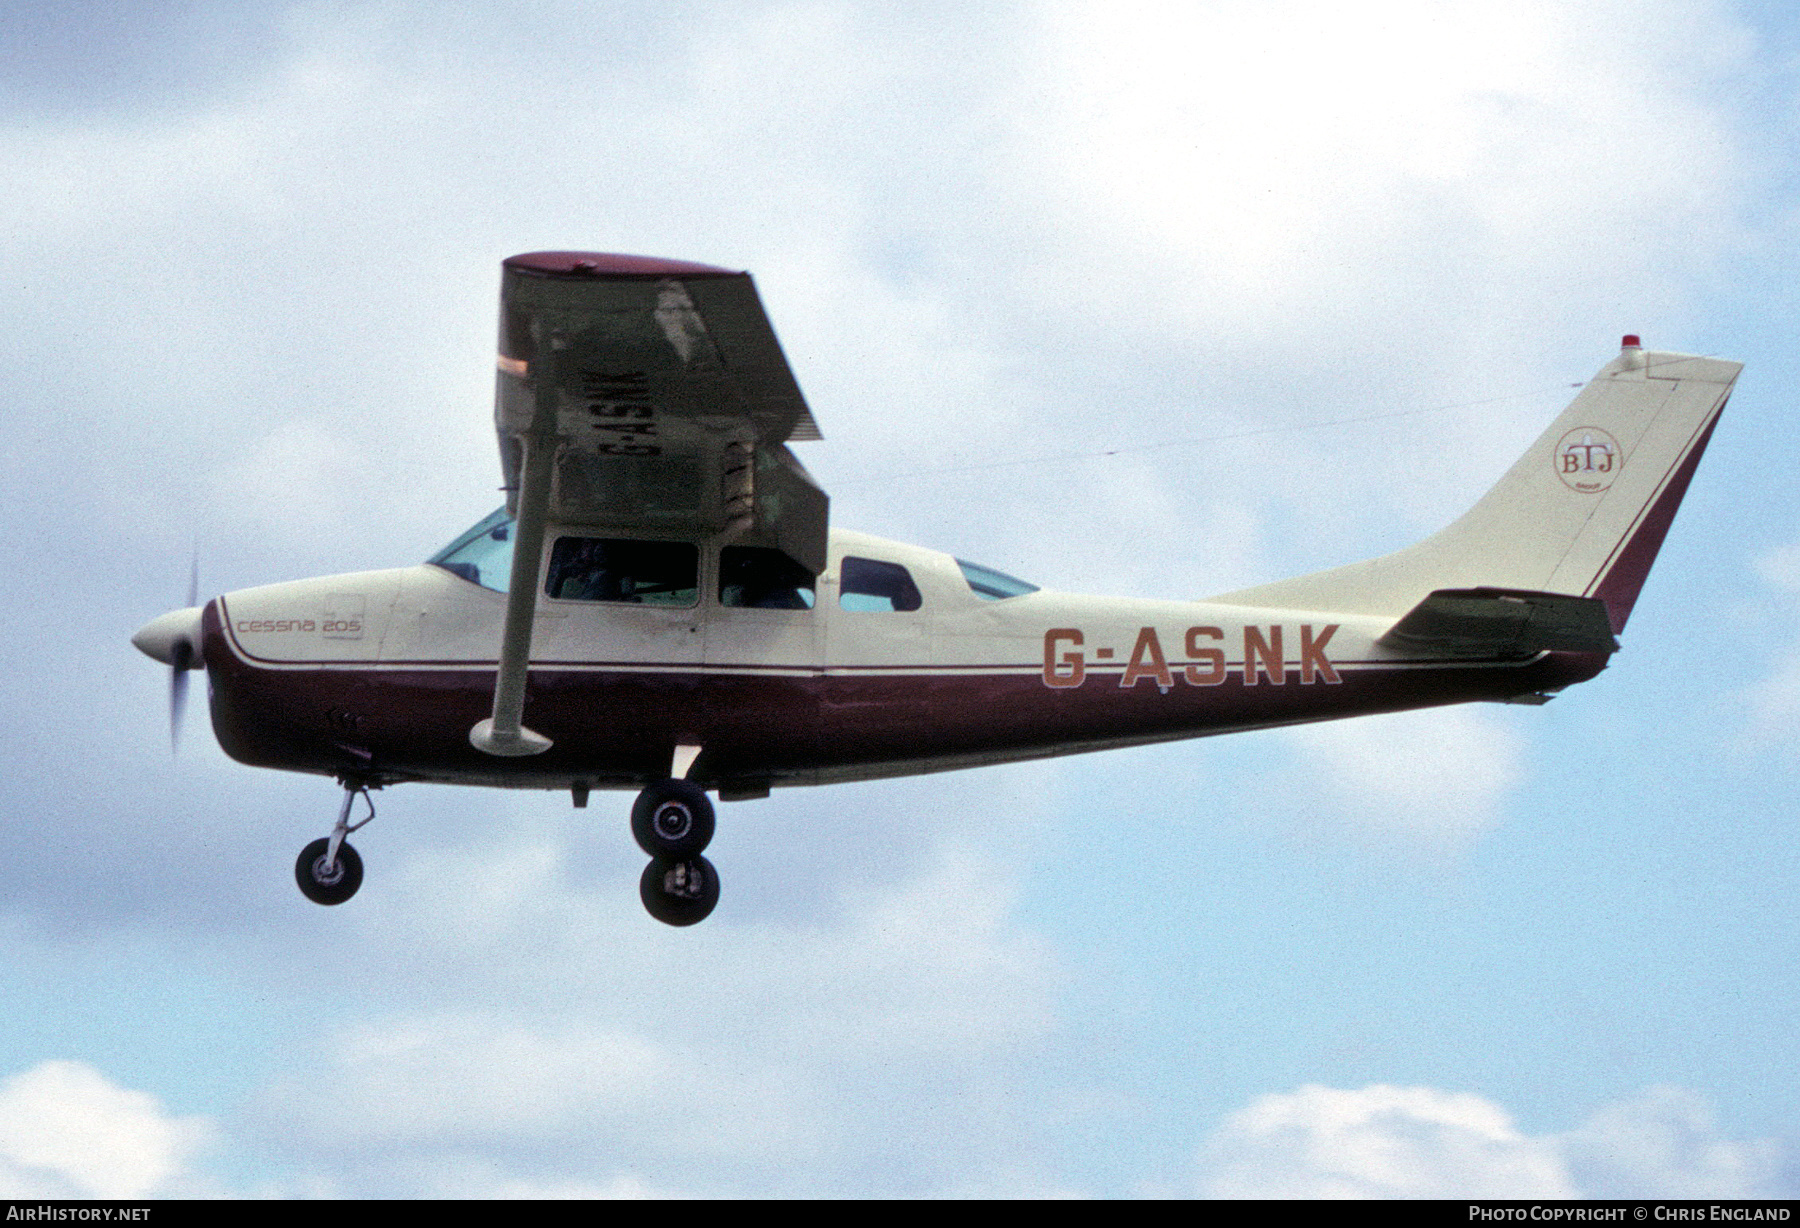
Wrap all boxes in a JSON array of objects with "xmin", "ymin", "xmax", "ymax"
[
  {"xmin": 720, "ymin": 546, "xmax": 815, "ymax": 609},
  {"xmin": 839, "ymin": 557, "xmax": 923, "ymax": 612},
  {"xmin": 546, "ymin": 537, "xmax": 699, "ymax": 607}
]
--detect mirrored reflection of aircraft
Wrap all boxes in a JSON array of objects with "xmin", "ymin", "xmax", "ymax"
[{"xmin": 132, "ymin": 253, "xmax": 1740, "ymax": 925}]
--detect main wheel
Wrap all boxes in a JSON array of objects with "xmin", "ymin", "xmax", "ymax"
[
  {"xmin": 630, "ymin": 779, "xmax": 715, "ymax": 860},
  {"xmin": 295, "ymin": 837, "xmax": 363, "ymax": 905},
  {"xmin": 639, "ymin": 856, "xmax": 719, "ymax": 927}
]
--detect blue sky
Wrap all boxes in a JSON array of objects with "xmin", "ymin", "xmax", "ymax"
[{"xmin": 0, "ymin": 0, "xmax": 1795, "ymax": 1198}]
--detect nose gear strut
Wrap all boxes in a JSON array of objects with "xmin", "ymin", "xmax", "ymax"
[{"xmin": 296, "ymin": 784, "xmax": 376, "ymax": 906}]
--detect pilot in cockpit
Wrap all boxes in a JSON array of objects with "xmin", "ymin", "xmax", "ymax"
[{"xmin": 550, "ymin": 539, "xmax": 635, "ymax": 602}]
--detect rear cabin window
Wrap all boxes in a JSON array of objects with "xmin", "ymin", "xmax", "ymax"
[
  {"xmin": 546, "ymin": 537, "xmax": 699, "ymax": 607},
  {"xmin": 839, "ymin": 557, "xmax": 923, "ymax": 612},
  {"xmin": 956, "ymin": 558, "xmax": 1039, "ymax": 601},
  {"xmin": 720, "ymin": 546, "xmax": 815, "ymax": 609}
]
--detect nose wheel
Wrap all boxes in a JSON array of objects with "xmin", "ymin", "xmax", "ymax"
[
  {"xmin": 631, "ymin": 779, "xmax": 719, "ymax": 925},
  {"xmin": 296, "ymin": 837, "xmax": 363, "ymax": 905},
  {"xmin": 296, "ymin": 785, "xmax": 374, "ymax": 906}
]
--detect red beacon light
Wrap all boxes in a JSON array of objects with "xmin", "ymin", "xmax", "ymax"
[{"xmin": 1621, "ymin": 334, "xmax": 1642, "ymax": 349}]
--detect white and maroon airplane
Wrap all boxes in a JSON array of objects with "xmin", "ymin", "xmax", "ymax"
[{"xmin": 132, "ymin": 252, "xmax": 1740, "ymax": 925}]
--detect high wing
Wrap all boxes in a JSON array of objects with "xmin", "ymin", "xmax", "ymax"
[
  {"xmin": 495, "ymin": 251, "xmax": 827, "ymax": 572},
  {"xmin": 473, "ymin": 252, "xmax": 829, "ymax": 758}
]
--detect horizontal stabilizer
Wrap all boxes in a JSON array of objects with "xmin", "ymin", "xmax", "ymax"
[{"xmin": 1379, "ymin": 588, "xmax": 1619, "ymax": 659}]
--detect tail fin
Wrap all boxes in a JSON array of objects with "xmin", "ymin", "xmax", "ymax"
[{"xmin": 1213, "ymin": 340, "xmax": 1740, "ymax": 633}]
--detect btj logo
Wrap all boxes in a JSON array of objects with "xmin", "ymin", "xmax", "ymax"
[{"xmin": 1555, "ymin": 427, "xmax": 1622, "ymax": 494}]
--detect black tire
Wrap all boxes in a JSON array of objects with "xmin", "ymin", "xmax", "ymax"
[
  {"xmin": 639, "ymin": 856, "xmax": 719, "ymax": 927},
  {"xmin": 630, "ymin": 779, "xmax": 715, "ymax": 859},
  {"xmin": 295, "ymin": 837, "xmax": 363, "ymax": 905}
]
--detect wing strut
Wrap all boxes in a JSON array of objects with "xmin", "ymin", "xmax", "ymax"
[{"xmin": 470, "ymin": 335, "xmax": 562, "ymax": 758}]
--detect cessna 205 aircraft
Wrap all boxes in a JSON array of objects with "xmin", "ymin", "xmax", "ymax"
[{"xmin": 132, "ymin": 252, "xmax": 1740, "ymax": 925}]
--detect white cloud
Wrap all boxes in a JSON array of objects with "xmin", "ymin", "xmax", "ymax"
[
  {"xmin": 0, "ymin": 0, "xmax": 1755, "ymax": 587},
  {"xmin": 0, "ymin": 1061, "xmax": 216, "ymax": 1199},
  {"xmin": 1559, "ymin": 1086, "xmax": 1784, "ymax": 1199},
  {"xmin": 303, "ymin": 1014, "xmax": 671, "ymax": 1141},
  {"xmin": 1745, "ymin": 652, "xmax": 1800, "ymax": 741},
  {"xmin": 253, "ymin": 833, "xmax": 1062, "ymax": 1196},
  {"xmin": 1272, "ymin": 706, "xmax": 1525, "ymax": 849},
  {"xmin": 1028, "ymin": 0, "xmax": 1747, "ymax": 327},
  {"xmin": 995, "ymin": 0, "xmax": 1754, "ymax": 564},
  {"xmin": 1753, "ymin": 544, "xmax": 1800, "ymax": 595},
  {"xmin": 1195, "ymin": 1082, "xmax": 1784, "ymax": 1199},
  {"xmin": 1200, "ymin": 1083, "xmax": 1573, "ymax": 1198}
]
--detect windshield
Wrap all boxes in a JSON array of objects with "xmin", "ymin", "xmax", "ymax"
[
  {"xmin": 956, "ymin": 558, "xmax": 1039, "ymax": 601},
  {"xmin": 429, "ymin": 507, "xmax": 515, "ymax": 592}
]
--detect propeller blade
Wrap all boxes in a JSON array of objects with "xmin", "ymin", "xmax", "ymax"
[
  {"xmin": 176, "ymin": 554, "xmax": 198, "ymax": 753},
  {"xmin": 170, "ymin": 641, "xmax": 191, "ymax": 754}
]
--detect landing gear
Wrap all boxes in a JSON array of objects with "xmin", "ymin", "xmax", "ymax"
[
  {"xmin": 639, "ymin": 855, "xmax": 719, "ymax": 926},
  {"xmin": 296, "ymin": 784, "xmax": 374, "ymax": 906},
  {"xmin": 296, "ymin": 837, "xmax": 363, "ymax": 905},
  {"xmin": 630, "ymin": 778, "xmax": 715, "ymax": 860},
  {"xmin": 631, "ymin": 778, "xmax": 720, "ymax": 925}
]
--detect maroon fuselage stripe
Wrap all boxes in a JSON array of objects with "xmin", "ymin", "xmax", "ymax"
[{"xmin": 200, "ymin": 606, "xmax": 1606, "ymax": 790}]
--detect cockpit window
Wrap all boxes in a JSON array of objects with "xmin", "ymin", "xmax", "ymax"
[
  {"xmin": 547, "ymin": 537, "xmax": 699, "ymax": 606},
  {"xmin": 956, "ymin": 558, "xmax": 1039, "ymax": 601},
  {"xmin": 839, "ymin": 557, "xmax": 923, "ymax": 612},
  {"xmin": 428, "ymin": 507, "xmax": 515, "ymax": 592},
  {"xmin": 720, "ymin": 546, "xmax": 815, "ymax": 609}
]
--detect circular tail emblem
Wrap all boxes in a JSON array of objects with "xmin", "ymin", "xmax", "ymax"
[{"xmin": 1555, "ymin": 427, "xmax": 1622, "ymax": 493}]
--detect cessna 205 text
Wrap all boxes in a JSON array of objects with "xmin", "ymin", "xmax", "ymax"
[{"xmin": 132, "ymin": 252, "xmax": 1740, "ymax": 925}]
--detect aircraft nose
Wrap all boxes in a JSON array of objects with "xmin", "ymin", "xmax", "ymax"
[{"xmin": 133, "ymin": 607, "xmax": 205, "ymax": 667}]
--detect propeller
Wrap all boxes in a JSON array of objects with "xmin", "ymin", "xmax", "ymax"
[
  {"xmin": 133, "ymin": 554, "xmax": 205, "ymax": 754},
  {"xmin": 172, "ymin": 554, "xmax": 197, "ymax": 751},
  {"xmin": 169, "ymin": 639, "xmax": 193, "ymax": 752}
]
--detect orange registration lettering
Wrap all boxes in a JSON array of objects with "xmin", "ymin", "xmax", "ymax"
[
  {"xmin": 1184, "ymin": 626, "xmax": 1226, "ymax": 686},
  {"xmin": 1120, "ymin": 627, "xmax": 1173, "ymax": 689},
  {"xmin": 1243, "ymin": 625, "xmax": 1285, "ymax": 685},
  {"xmin": 1043, "ymin": 628, "xmax": 1085, "ymax": 689},
  {"xmin": 1300, "ymin": 624, "xmax": 1341, "ymax": 684}
]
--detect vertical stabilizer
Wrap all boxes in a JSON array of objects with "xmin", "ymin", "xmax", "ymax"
[{"xmin": 1212, "ymin": 341, "xmax": 1739, "ymax": 633}]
